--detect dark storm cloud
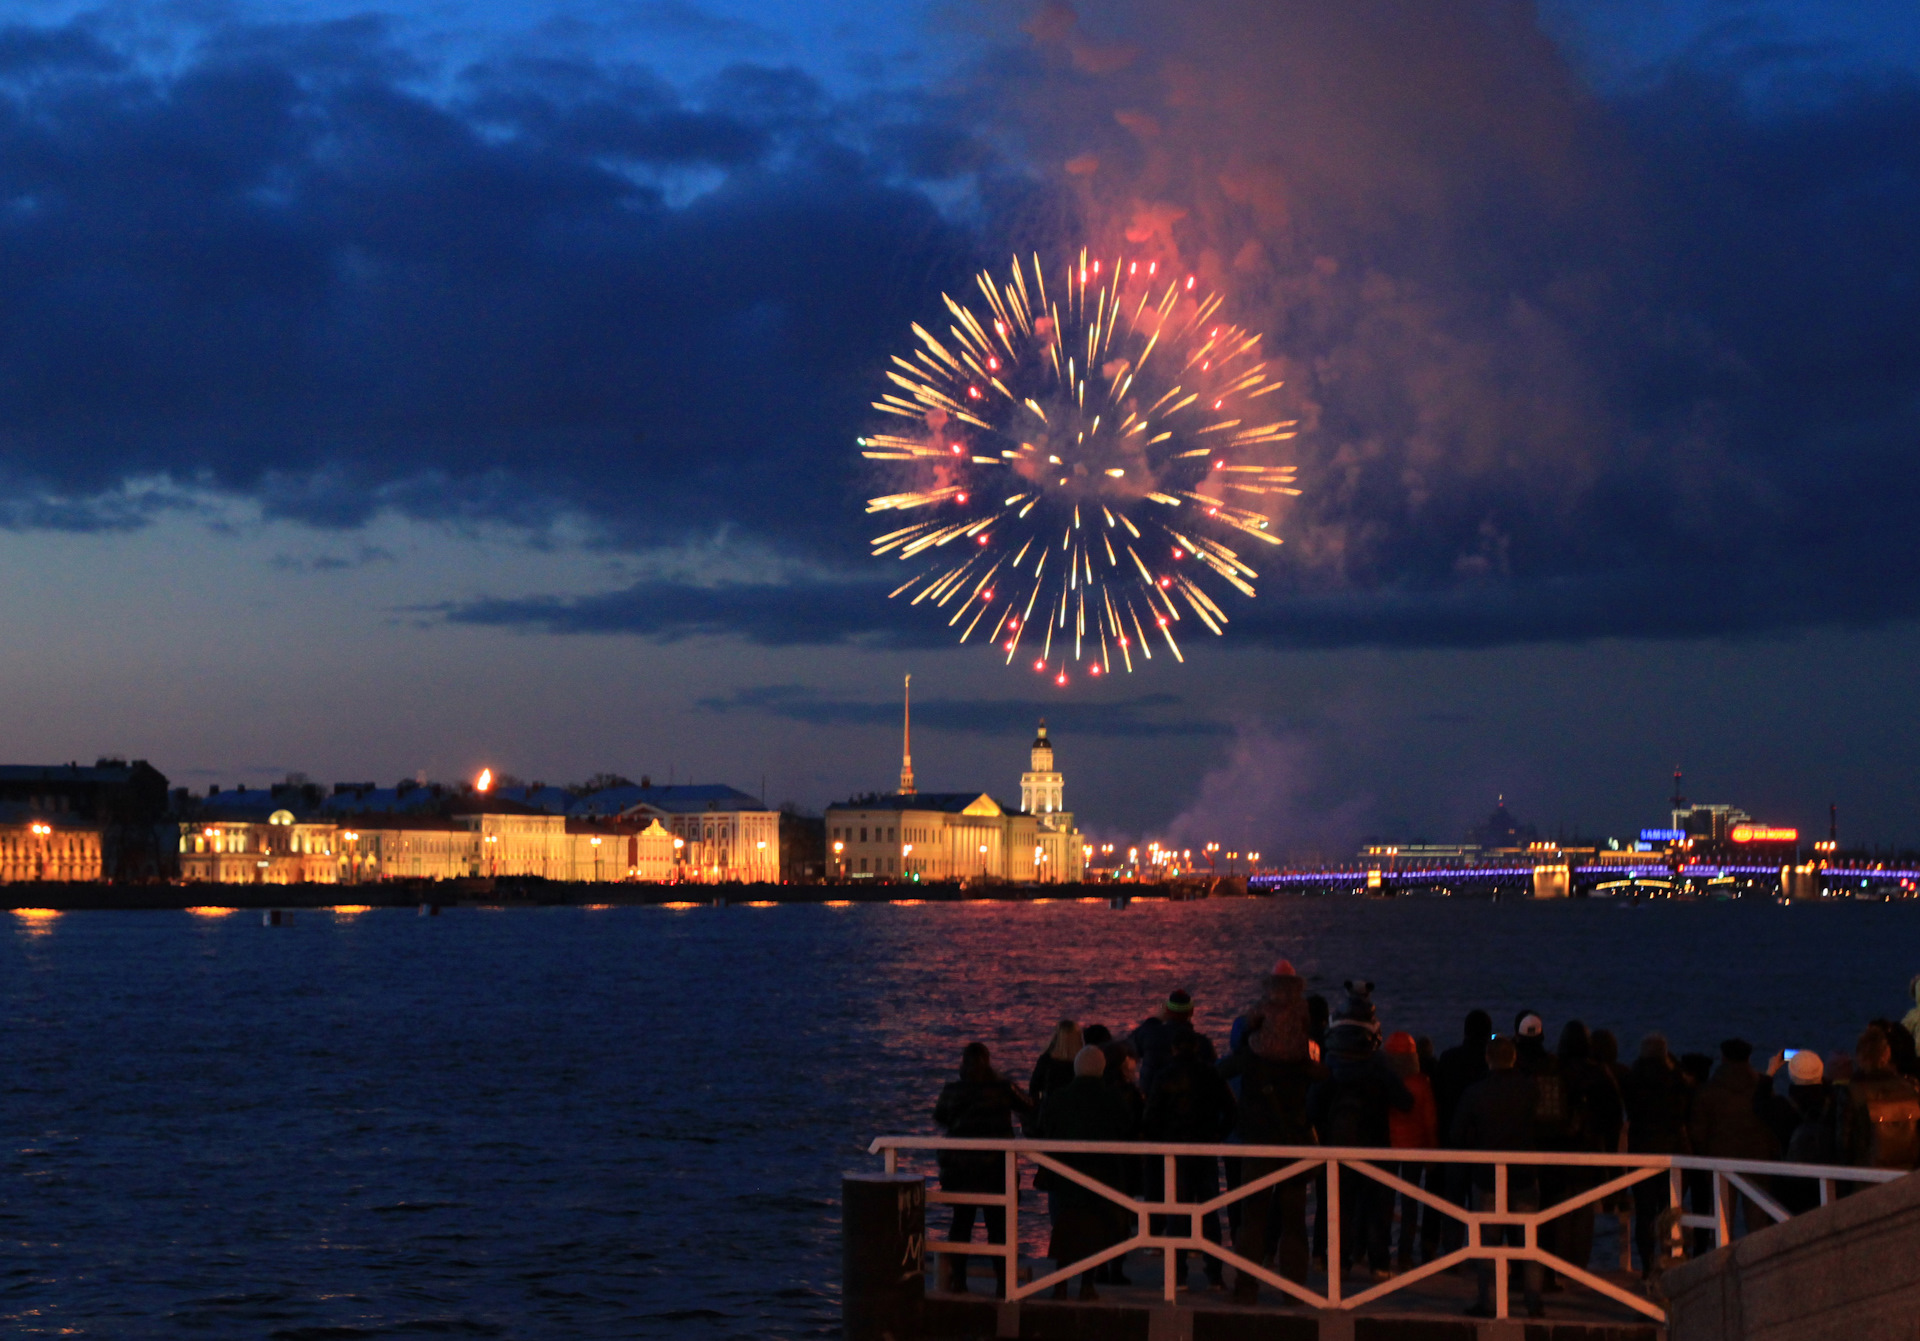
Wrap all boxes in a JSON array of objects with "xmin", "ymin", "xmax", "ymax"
[
  {"xmin": 695, "ymin": 684, "xmax": 1227, "ymax": 737},
  {"xmin": 3, "ymin": 7, "xmax": 1920, "ymax": 652},
  {"xmin": 0, "ymin": 15, "xmax": 984, "ymax": 552},
  {"xmin": 439, "ymin": 574, "xmax": 921, "ymax": 646}
]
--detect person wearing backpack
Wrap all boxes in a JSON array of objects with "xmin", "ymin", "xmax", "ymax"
[
  {"xmin": 1548, "ymin": 1021, "xmax": 1620, "ymax": 1278},
  {"xmin": 1306, "ymin": 985, "xmax": 1412, "ymax": 1279},
  {"xmin": 1450, "ymin": 1035, "xmax": 1545, "ymax": 1319},
  {"xmin": 1144, "ymin": 1024, "xmax": 1237, "ymax": 1291},
  {"xmin": 1623, "ymin": 1035, "xmax": 1691, "ymax": 1278},
  {"xmin": 932, "ymin": 1042, "xmax": 1037, "ymax": 1294},
  {"xmin": 1688, "ymin": 1039, "xmax": 1778, "ymax": 1237},
  {"xmin": 1753, "ymin": 1049, "xmax": 1836, "ymax": 1214},
  {"xmin": 1217, "ymin": 983, "xmax": 1325, "ymax": 1301},
  {"xmin": 1383, "ymin": 1031, "xmax": 1439, "ymax": 1271},
  {"xmin": 1835, "ymin": 1025, "xmax": 1920, "ymax": 1172}
]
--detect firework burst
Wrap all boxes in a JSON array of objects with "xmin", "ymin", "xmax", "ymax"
[{"xmin": 863, "ymin": 250, "xmax": 1299, "ymax": 685}]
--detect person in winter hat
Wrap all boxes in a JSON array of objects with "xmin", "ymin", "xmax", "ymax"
[{"xmin": 1325, "ymin": 980, "xmax": 1382, "ymax": 1057}]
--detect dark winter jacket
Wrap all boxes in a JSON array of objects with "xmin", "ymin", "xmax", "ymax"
[
  {"xmin": 1689, "ymin": 1060, "xmax": 1778, "ymax": 1162},
  {"xmin": 1218, "ymin": 1046, "xmax": 1325, "ymax": 1145},
  {"xmin": 1449, "ymin": 1068, "xmax": 1539, "ymax": 1189},
  {"xmin": 1835, "ymin": 1067, "xmax": 1920, "ymax": 1170},
  {"xmin": 1144, "ymin": 1052, "xmax": 1237, "ymax": 1143},
  {"xmin": 1624, "ymin": 1057, "xmax": 1693, "ymax": 1155},
  {"xmin": 1030, "ymin": 1052, "xmax": 1077, "ymax": 1111},
  {"xmin": 933, "ymin": 1076, "xmax": 1034, "ymax": 1186},
  {"xmin": 1035, "ymin": 1075, "xmax": 1137, "ymax": 1210},
  {"xmin": 1433, "ymin": 1040, "xmax": 1491, "ymax": 1147},
  {"xmin": 1306, "ymin": 1049, "xmax": 1413, "ymax": 1149},
  {"xmin": 1132, "ymin": 1015, "xmax": 1216, "ymax": 1099},
  {"xmin": 1559, "ymin": 1055, "xmax": 1624, "ymax": 1154}
]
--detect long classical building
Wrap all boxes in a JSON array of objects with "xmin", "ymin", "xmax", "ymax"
[
  {"xmin": 0, "ymin": 806, "xmax": 104, "ymax": 883},
  {"xmin": 825, "ymin": 718, "xmax": 1087, "ymax": 884},
  {"xmin": 173, "ymin": 777, "xmax": 758, "ymax": 884}
]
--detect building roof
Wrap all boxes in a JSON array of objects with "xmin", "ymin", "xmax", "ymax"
[
  {"xmin": 318, "ymin": 784, "xmax": 451, "ymax": 815},
  {"xmin": 331, "ymin": 813, "xmax": 470, "ymax": 833},
  {"xmin": 828, "ymin": 792, "xmax": 1014, "ymax": 816},
  {"xmin": 493, "ymin": 785, "xmax": 578, "ymax": 814},
  {"xmin": 572, "ymin": 783, "xmax": 771, "ymax": 817},
  {"xmin": 0, "ymin": 763, "xmax": 146, "ymax": 784},
  {"xmin": 0, "ymin": 802, "xmax": 101, "ymax": 829}
]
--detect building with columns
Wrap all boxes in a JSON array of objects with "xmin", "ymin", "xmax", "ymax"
[{"xmin": 824, "ymin": 711, "xmax": 1087, "ymax": 884}]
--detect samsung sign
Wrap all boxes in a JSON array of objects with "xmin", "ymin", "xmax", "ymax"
[{"xmin": 1640, "ymin": 828, "xmax": 1685, "ymax": 843}]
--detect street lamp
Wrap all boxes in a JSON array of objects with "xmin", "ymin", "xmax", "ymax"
[
  {"xmin": 30, "ymin": 820, "xmax": 51, "ymax": 880},
  {"xmin": 590, "ymin": 834, "xmax": 602, "ymax": 883},
  {"xmin": 832, "ymin": 839, "xmax": 845, "ymax": 882},
  {"xmin": 344, "ymin": 830, "xmax": 360, "ymax": 885}
]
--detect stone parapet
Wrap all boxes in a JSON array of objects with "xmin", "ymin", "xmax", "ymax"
[{"xmin": 1665, "ymin": 1171, "xmax": 1920, "ymax": 1341}]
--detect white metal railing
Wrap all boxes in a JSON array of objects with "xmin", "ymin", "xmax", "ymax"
[{"xmin": 869, "ymin": 1137, "xmax": 1905, "ymax": 1322}]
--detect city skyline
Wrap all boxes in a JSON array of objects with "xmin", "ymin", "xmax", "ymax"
[{"xmin": 3, "ymin": 2, "xmax": 1920, "ymax": 852}]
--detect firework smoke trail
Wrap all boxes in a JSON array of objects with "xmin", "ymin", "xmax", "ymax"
[{"xmin": 863, "ymin": 250, "xmax": 1300, "ymax": 685}]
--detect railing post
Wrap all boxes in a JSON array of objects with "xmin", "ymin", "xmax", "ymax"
[
  {"xmin": 1713, "ymin": 1171, "xmax": 1730, "ymax": 1248},
  {"xmin": 1494, "ymin": 1161, "xmax": 1508, "ymax": 1320},
  {"xmin": 1004, "ymin": 1149, "xmax": 1019, "ymax": 1301},
  {"xmin": 1669, "ymin": 1166, "xmax": 1684, "ymax": 1261},
  {"xmin": 884, "ymin": 1146, "xmax": 897, "ymax": 1176},
  {"xmin": 1164, "ymin": 1153, "xmax": 1178, "ymax": 1302},
  {"xmin": 1326, "ymin": 1158, "xmax": 1341, "ymax": 1307}
]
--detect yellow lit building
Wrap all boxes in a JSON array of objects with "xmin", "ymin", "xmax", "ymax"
[
  {"xmin": 828, "ymin": 793, "xmax": 1040, "ymax": 882},
  {"xmin": 571, "ymin": 784, "xmax": 780, "ymax": 883},
  {"xmin": 566, "ymin": 818, "xmax": 676, "ymax": 882},
  {"xmin": 823, "ymin": 718, "xmax": 1086, "ymax": 884},
  {"xmin": 178, "ymin": 809, "xmax": 339, "ymax": 884},
  {"xmin": 1021, "ymin": 721, "xmax": 1087, "ymax": 883},
  {"xmin": 0, "ymin": 810, "xmax": 104, "ymax": 882}
]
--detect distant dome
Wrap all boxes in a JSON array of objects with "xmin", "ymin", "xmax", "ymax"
[{"xmin": 1032, "ymin": 718, "xmax": 1051, "ymax": 750}]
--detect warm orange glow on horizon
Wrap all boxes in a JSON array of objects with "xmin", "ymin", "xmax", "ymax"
[{"xmin": 186, "ymin": 906, "xmax": 235, "ymax": 917}]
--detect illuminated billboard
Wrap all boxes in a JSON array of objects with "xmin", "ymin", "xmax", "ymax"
[
  {"xmin": 1729, "ymin": 824, "xmax": 1798, "ymax": 844},
  {"xmin": 1640, "ymin": 828, "xmax": 1684, "ymax": 842}
]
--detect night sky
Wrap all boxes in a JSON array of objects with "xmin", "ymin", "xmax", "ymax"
[{"xmin": 3, "ymin": 0, "xmax": 1919, "ymax": 855}]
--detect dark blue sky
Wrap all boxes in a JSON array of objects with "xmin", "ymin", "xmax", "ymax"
[{"xmin": 3, "ymin": 0, "xmax": 1919, "ymax": 854}]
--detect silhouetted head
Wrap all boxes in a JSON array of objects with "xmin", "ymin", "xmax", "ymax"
[
  {"xmin": 1486, "ymin": 1036, "xmax": 1517, "ymax": 1070},
  {"xmin": 1558, "ymin": 1020, "xmax": 1591, "ymax": 1062},
  {"xmin": 960, "ymin": 1041, "xmax": 994, "ymax": 1083},
  {"xmin": 1463, "ymin": 1009, "xmax": 1493, "ymax": 1046}
]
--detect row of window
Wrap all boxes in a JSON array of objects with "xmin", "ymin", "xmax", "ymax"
[{"xmin": 833, "ymin": 823, "xmax": 898, "ymax": 844}]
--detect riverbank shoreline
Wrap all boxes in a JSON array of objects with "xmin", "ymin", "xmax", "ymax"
[{"xmin": 0, "ymin": 878, "xmax": 1232, "ymax": 911}]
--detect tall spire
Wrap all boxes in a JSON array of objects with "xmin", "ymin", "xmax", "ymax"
[{"xmin": 899, "ymin": 674, "xmax": 915, "ymax": 795}]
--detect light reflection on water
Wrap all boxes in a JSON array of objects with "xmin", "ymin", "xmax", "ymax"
[{"xmin": 2, "ymin": 897, "xmax": 1915, "ymax": 1338}]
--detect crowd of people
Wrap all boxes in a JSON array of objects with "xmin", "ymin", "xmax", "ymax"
[{"xmin": 929, "ymin": 965, "xmax": 1920, "ymax": 1317}]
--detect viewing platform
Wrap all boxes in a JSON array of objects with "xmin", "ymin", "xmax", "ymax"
[{"xmin": 845, "ymin": 1137, "xmax": 1908, "ymax": 1341}]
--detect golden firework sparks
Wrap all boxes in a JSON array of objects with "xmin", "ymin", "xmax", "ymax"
[{"xmin": 863, "ymin": 251, "xmax": 1301, "ymax": 685}]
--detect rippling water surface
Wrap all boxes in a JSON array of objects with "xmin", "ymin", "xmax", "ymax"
[{"xmin": 4, "ymin": 897, "xmax": 1916, "ymax": 1338}]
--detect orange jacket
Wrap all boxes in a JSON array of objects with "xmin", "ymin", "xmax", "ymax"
[{"xmin": 1388, "ymin": 1073, "xmax": 1439, "ymax": 1149}]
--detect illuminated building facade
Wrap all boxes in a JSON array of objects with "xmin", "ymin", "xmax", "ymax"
[
  {"xmin": 0, "ymin": 808, "xmax": 104, "ymax": 882},
  {"xmin": 178, "ymin": 809, "xmax": 339, "ymax": 884},
  {"xmin": 827, "ymin": 793, "xmax": 1039, "ymax": 882},
  {"xmin": 825, "ymin": 719, "xmax": 1086, "ymax": 883},
  {"xmin": 567, "ymin": 783, "xmax": 780, "ymax": 883},
  {"xmin": 1020, "ymin": 721, "xmax": 1086, "ymax": 883},
  {"xmin": 0, "ymin": 760, "xmax": 169, "ymax": 879}
]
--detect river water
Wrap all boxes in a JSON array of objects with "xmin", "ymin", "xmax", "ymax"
[{"xmin": 4, "ymin": 896, "xmax": 1916, "ymax": 1338}]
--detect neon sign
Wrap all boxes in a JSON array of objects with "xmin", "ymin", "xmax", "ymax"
[
  {"xmin": 1730, "ymin": 825, "xmax": 1798, "ymax": 844},
  {"xmin": 1640, "ymin": 828, "xmax": 1684, "ymax": 842}
]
